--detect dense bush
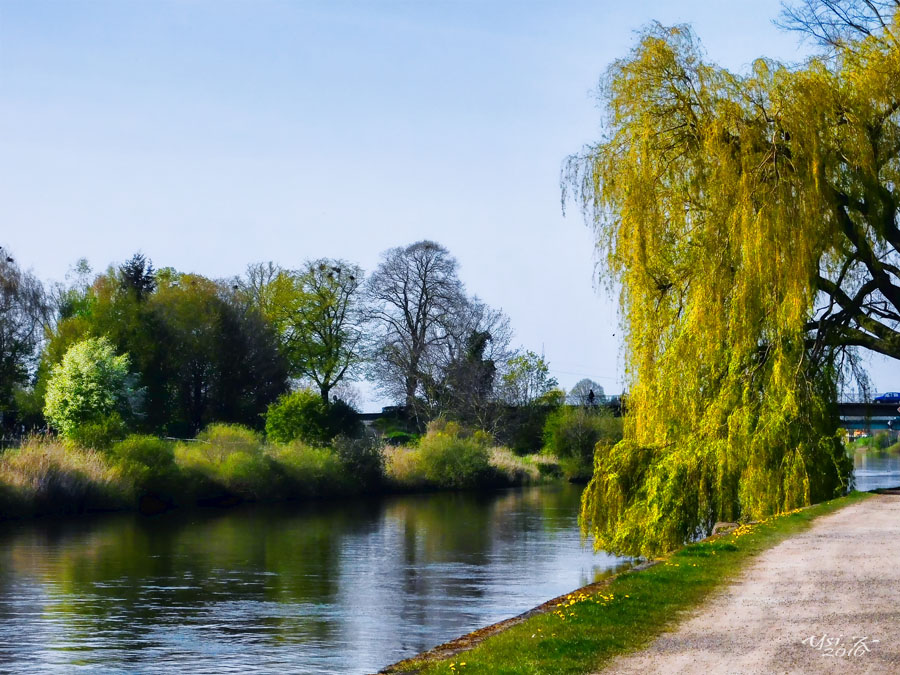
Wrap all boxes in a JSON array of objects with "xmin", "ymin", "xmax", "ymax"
[
  {"xmin": 67, "ymin": 412, "xmax": 128, "ymax": 451},
  {"xmin": 174, "ymin": 423, "xmax": 269, "ymax": 502},
  {"xmin": 265, "ymin": 390, "xmax": 363, "ymax": 445},
  {"xmin": 383, "ymin": 445, "xmax": 428, "ymax": 489},
  {"xmin": 111, "ymin": 434, "xmax": 179, "ymax": 504},
  {"xmin": 332, "ymin": 434, "xmax": 384, "ymax": 488},
  {"xmin": 44, "ymin": 337, "xmax": 137, "ymax": 440},
  {"xmin": 496, "ymin": 391, "xmax": 565, "ymax": 454},
  {"xmin": 418, "ymin": 419, "xmax": 494, "ymax": 489},
  {"xmin": 268, "ymin": 441, "xmax": 353, "ymax": 497},
  {"xmin": 543, "ymin": 406, "xmax": 623, "ymax": 480}
]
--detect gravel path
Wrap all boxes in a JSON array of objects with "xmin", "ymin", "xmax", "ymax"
[{"xmin": 599, "ymin": 494, "xmax": 900, "ymax": 674}]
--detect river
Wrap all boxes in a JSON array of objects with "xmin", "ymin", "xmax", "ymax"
[
  {"xmin": 853, "ymin": 447, "xmax": 900, "ymax": 492},
  {"xmin": 0, "ymin": 484, "xmax": 626, "ymax": 674},
  {"xmin": 2, "ymin": 453, "xmax": 894, "ymax": 674}
]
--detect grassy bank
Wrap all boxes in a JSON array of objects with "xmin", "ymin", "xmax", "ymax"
[
  {"xmin": 0, "ymin": 423, "xmax": 561, "ymax": 520},
  {"xmin": 385, "ymin": 491, "xmax": 871, "ymax": 675}
]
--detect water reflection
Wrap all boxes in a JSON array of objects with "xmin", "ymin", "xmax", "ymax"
[
  {"xmin": 854, "ymin": 448, "xmax": 900, "ymax": 492},
  {"xmin": 0, "ymin": 485, "xmax": 625, "ymax": 674}
]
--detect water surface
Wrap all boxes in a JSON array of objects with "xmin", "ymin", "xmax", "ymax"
[
  {"xmin": 0, "ymin": 485, "xmax": 625, "ymax": 674},
  {"xmin": 854, "ymin": 449, "xmax": 900, "ymax": 491}
]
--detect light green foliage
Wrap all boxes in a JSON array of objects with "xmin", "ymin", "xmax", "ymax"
[
  {"xmin": 174, "ymin": 424, "xmax": 270, "ymax": 500},
  {"xmin": 383, "ymin": 420, "xmax": 500, "ymax": 490},
  {"xmin": 565, "ymin": 16, "xmax": 882, "ymax": 555},
  {"xmin": 111, "ymin": 434, "xmax": 179, "ymax": 502},
  {"xmin": 265, "ymin": 389, "xmax": 361, "ymax": 445},
  {"xmin": 543, "ymin": 406, "xmax": 623, "ymax": 480},
  {"xmin": 500, "ymin": 351, "xmax": 558, "ymax": 406},
  {"xmin": 418, "ymin": 419, "xmax": 494, "ymax": 489},
  {"xmin": 44, "ymin": 337, "xmax": 135, "ymax": 440},
  {"xmin": 263, "ymin": 259, "xmax": 363, "ymax": 402},
  {"xmin": 174, "ymin": 423, "xmax": 357, "ymax": 500},
  {"xmin": 268, "ymin": 441, "xmax": 352, "ymax": 496}
]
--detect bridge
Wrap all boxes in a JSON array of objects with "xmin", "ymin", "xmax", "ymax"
[{"xmin": 838, "ymin": 402, "xmax": 900, "ymax": 434}]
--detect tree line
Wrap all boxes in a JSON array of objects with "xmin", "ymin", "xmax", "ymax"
[{"xmin": 0, "ymin": 240, "xmax": 596, "ymax": 446}]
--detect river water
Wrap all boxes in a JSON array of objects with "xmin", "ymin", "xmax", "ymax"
[
  {"xmin": 0, "ymin": 484, "xmax": 626, "ymax": 674},
  {"xmin": 2, "ymin": 455, "xmax": 893, "ymax": 674},
  {"xmin": 853, "ymin": 448, "xmax": 900, "ymax": 491}
]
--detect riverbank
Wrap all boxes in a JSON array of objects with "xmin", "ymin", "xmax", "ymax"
[
  {"xmin": 382, "ymin": 491, "xmax": 872, "ymax": 674},
  {"xmin": 0, "ymin": 427, "xmax": 561, "ymax": 521}
]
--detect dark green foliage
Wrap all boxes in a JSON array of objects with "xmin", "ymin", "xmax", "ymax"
[
  {"xmin": 265, "ymin": 390, "xmax": 362, "ymax": 445},
  {"xmin": 543, "ymin": 406, "xmax": 623, "ymax": 480},
  {"xmin": 497, "ymin": 393, "xmax": 564, "ymax": 455},
  {"xmin": 383, "ymin": 430, "xmax": 419, "ymax": 446},
  {"xmin": 0, "ymin": 252, "xmax": 47, "ymax": 430},
  {"xmin": 119, "ymin": 253, "xmax": 156, "ymax": 300},
  {"xmin": 40, "ymin": 268, "xmax": 289, "ymax": 437},
  {"xmin": 111, "ymin": 434, "xmax": 180, "ymax": 505},
  {"xmin": 332, "ymin": 433, "xmax": 384, "ymax": 488},
  {"xmin": 68, "ymin": 412, "xmax": 128, "ymax": 451}
]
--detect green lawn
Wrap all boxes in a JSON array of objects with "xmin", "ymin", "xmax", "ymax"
[{"xmin": 386, "ymin": 491, "xmax": 871, "ymax": 675}]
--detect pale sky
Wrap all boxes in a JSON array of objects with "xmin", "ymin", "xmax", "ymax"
[{"xmin": 2, "ymin": 0, "xmax": 897, "ymax": 407}]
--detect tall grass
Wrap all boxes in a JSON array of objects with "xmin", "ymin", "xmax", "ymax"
[
  {"xmin": 0, "ymin": 437, "xmax": 130, "ymax": 517},
  {"xmin": 0, "ymin": 421, "xmax": 563, "ymax": 520}
]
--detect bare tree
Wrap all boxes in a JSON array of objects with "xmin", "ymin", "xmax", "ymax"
[
  {"xmin": 778, "ymin": 0, "xmax": 900, "ymax": 48},
  {"xmin": 427, "ymin": 297, "xmax": 515, "ymax": 429},
  {"xmin": 230, "ymin": 261, "xmax": 284, "ymax": 316},
  {"xmin": 567, "ymin": 378, "xmax": 605, "ymax": 406},
  {"xmin": 365, "ymin": 241, "xmax": 466, "ymax": 419}
]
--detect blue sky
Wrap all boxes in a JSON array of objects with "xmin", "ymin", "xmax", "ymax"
[{"xmin": 2, "ymin": 0, "xmax": 895, "ymax": 405}]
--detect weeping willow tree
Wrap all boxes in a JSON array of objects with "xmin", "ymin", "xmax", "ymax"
[{"xmin": 567, "ymin": 1, "xmax": 900, "ymax": 557}]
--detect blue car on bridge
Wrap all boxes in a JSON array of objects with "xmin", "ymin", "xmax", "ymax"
[{"xmin": 874, "ymin": 392, "xmax": 900, "ymax": 404}]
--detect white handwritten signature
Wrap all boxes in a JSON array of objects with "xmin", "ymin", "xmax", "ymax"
[{"xmin": 801, "ymin": 634, "xmax": 879, "ymax": 657}]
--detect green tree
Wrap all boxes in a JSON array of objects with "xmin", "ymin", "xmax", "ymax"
[
  {"xmin": 272, "ymin": 260, "xmax": 364, "ymax": 403},
  {"xmin": 0, "ymin": 249, "xmax": 48, "ymax": 429},
  {"xmin": 500, "ymin": 351, "xmax": 558, "ymax": 406},
  {"xmin": 497, "ymin": 351, "xmax": 562, "ymax": 453},
  {"xmin": 41, "ymin": 264, "xmax": 288, "ymax": 436},
  {"xmin": 562, "ymin": 2, "xmax": 899, "ymax": 555},
  {"xmin": 44, "ymin": 336, "xmax": 134, "ymax": 439}
]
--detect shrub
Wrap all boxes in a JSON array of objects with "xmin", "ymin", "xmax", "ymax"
[
  {"xmin": 265, "ymin": 390, "xmax": 362, "ymax": 445},
  {"xmin": 418, "ymin": 419, "xmax": 494, "ymax": 489},
  {"xmin": 268, "ymin": 441, "xmax": 353, "ymax": 497},
  {"xmin": 196, "ymin": 423, "xmax": 261, "ymax": 460},
  {"xmin": 111, "ymin": 434, "xmax": 178, "ymax": 500},
  {"xmin": 332, "ymin": 434, "xmax": 384, "ymax": 488},
  {"xmin": 174, "ymin": 423, "xmax": 268, "ymax": 501},
  {"xmin": 44, "ymin": 337, "xmax": 137, "ymax": 439},
  {"xmin": 488, "ymin": 447, "xmax": 541, "ymax": 484},
  {"xmin": 383, "ymin": 445, "xmax": 428, "ymax": 489},
  {"xmin": 543, "ymin": 405, "xmax": 623, "ymax": 480},
  {"xmin": 67, "ymin": 412, "xmax": 128, "ymax": 451}
]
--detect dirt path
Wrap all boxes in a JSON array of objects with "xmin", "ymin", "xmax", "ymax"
[{"xmin": 599, "ymin": 494, "xmax": 900, "ymax": 674}]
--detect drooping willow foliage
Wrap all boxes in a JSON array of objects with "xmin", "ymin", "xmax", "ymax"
[{"xmin": 567, "ymin": 8, "xmax": 900, "ymax": 557}]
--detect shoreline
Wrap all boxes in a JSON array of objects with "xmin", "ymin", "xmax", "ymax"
[
  {"xmin": 378, "ymin": 491, "xmax": 874, "ymax": 674},
  {"xmin": 377, "ymin": 561, "xmax": 652, "ymax": 674}
]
